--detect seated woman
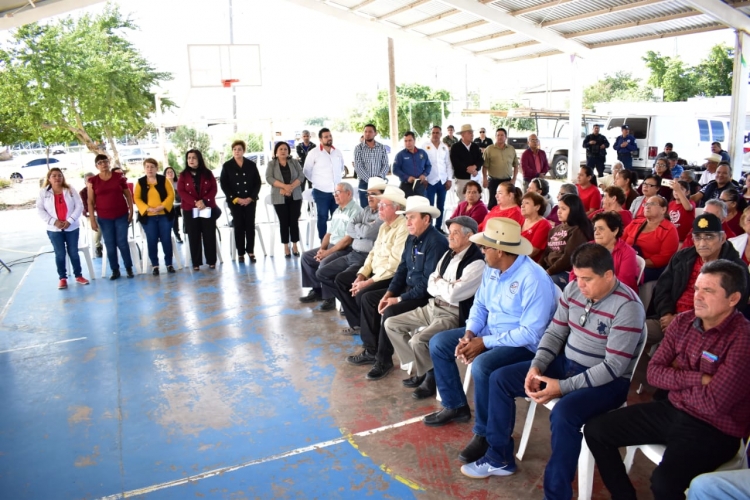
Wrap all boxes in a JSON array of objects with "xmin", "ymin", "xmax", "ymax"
[
  {"xmin": 629, "ymin": 173, "xmax": 661, "ymax": 220},
  {"xmin": 570, "ymin": 211, "xmax": 639, "ymax": 292},
  {"xmin": 450, "ymin": 180, "xmax": 488, "ymax": 226},
  {"xmin": 527, "ymin": 177, "xmax": 553, "ymax": 218},
  {"xmin": 598, "ymin": 161, "xmax": 623, "ymax": 189},
  {"xmin": 576, "ymin": 165, "xmax": 602, "ymax": 215},
  {"xmin": 478, "ymin": 181, "xmax": 524, "ymax": 231},
  {"xmin": 652, "ymin": 158, "xmax": 673, "ymax": 199},
  {"xmin": 134, "ymin": 158, "xmax": 176, "ymax": 275},
  {"xmin": 622, "ymin": 195, "xmax": 679, "ymax": 283},
  {"xmin": 520, "ymin": 192, "xmax": 552, "ymax": 263},
  {"xmin": 667, "ymin": 179, "xmax": 696, "ymax": 242},
  {"xmin": 615, "ymin": 169, "xmax": 639, "ymax": 210},
  {"xmin": 589, "ymin": 186, "xmax": 633, "ymax": 227},
  {"xmin": 540, "ymin": 194, "xmax": 594, "ymax": 289},
  {"xmin": 729, "ymin": 206, "xmax": 750, "ymax": 264},
  {"xmin": 547, "ymin": 183, "xmax": 578, "ymax": 226},
  {"xmin": 719, "ymin": 188, "xmax": 746, "ymax": 236}
]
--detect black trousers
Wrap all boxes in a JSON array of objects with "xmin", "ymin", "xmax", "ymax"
[
  {"xmin": 584, "ymin": 399, "xmax": 740, "ymax": 500},
  {"xmin": 172, "ymin": 204, "xmax": 182, "ymax": 240},
  {"xmin": 587, "ymin": 156, "xmax": 605, "ymax": 177},
  {"xmin": 333, "ymin": 266, "xmax": 390, "ymax": 332},
  {"xmin": 318, "ymin": 251, "xmax": 368, "ymax": 299},
  {"xmin": 373, "ymin": 297, "xmax": 430, "ymax": 364},
  {"xmin": 273, "ymin": 197, "xmax": 302, "ymax": 244},
  {"xmin": 182, "ymin": 210, "xmax": 217, "ymax": 267},
  {"xmin": 486, "ymin": 177, "xmax": 510, "ymax": 211},
  {"xmin": 229, "ymin": 202, "xmax": 256, "ymax": 255}
]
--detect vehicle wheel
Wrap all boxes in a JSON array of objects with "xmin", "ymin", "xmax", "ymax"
[
  {"xmin": 552, "ymin": 155, "xmax": 568, "ymax": 179},
  {"xmin": 10, "ymin": 172, "xmax": 22, "ymax": 183}
]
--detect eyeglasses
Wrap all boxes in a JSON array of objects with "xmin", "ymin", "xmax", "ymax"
[
  {"xmin": 334, "ymin": 190, "xmax": 343, "ymax": 195},
  {"xmin": 693, "ymin": 233, "xmax": 720, "ymax": 242},
  {"xmin": 377, "ymin": 202, "xmax": 394, "ymax": 208},
  {"xmin": 476, "ymin": 244, "xmax": 494, "ymax": 252},
  {"xmin": 579, "ymin": 300, "xmax": 593, "ymax": 327},
  {"xmin": 643, "ymin": 183, "xmax": 658, "ymax": 188},
  {"xmin": 480, "ymin": 130, "xmax": 486, "ymax": 133}
]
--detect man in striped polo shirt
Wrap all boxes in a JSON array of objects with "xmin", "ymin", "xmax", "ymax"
[{"xmin": 461, "ymin": 243, "xmax": 646, "ymax": 500}]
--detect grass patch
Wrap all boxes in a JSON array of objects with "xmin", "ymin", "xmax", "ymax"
[{"xmin": 0, "ymin": 178, "xmax": 10, "ymax": 189}]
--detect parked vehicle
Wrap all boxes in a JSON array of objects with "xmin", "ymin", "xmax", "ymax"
[{"xmin": 4, "ymin": 156, "xmax": 76, "ymax": 183}]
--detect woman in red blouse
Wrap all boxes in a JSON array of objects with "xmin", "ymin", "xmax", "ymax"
[
  {"xmin": 589, "ymin": 211, "xmax": 640, "ymax": 292},
  {"xmin": 478, "ymin": 181, "xmax": 524, "ymax": 231},
  {"xmin": 667, "ymin": 180, "xmax": 696, "ymax": 242},
  {"xmin": 520, "ymin": 192, "xmax": 552, "ymax": 262},
  {"xmin": 588, "ymin": 186, "xmax": 632, "ymax": 227},
  {"xmin": 622, "ymin": 195, "xmax": 679, "ymax": 283},
  {"xmin": 178, "ymin": 149, "xmax": 220, "ymax": 271},
  {"xmin": 450, "ymin": 181, "xmax": 488, "ymax": 227},
  {"xmin": 576, "ymin": 165, "xmax": 602, "ymax": 215}
]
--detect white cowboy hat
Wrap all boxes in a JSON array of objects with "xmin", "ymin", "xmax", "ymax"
[
  {"xmin": 375, "ymin": 185, "xmax": 407, "ymax": 208},
  {"xmin": 704, "ymin": 153, "xmax": 722, "ymax": 163},
  {"xmin": 469, "ymin": 217, "xmax": 533, "ymax": 256},
  {"xmin": 360, "ymin": 177, "xmax": 387, "ymax": 192},
  {"xmin": 396, "ymin": 195, "xmax": 441, "ymax": 218},
  {"xmin": 459, "ymin": 124, "xmax": 473, "ymax": 134}
]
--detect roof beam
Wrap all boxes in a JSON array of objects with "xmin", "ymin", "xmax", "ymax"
[
  {"xmin": 540, "ymin": 0, "xmax": 667, "ymax": 28},
  {"xmin": 451, "ymin": 29, "xmax": 514, "ymax": 46},
  {"xmin": 436, "ymin": 0, "xmax": 591, "ymax": 55},
  {"xmin": 376, "ymin": 0, "xmax": 432, "ymax": 21},
  {"xmin": 587, "ymin": 24, "xmax": 726, "ymax": 48},
  {"xmin": 494, "ymin": 50, "xmax": 564, "ymax": 64},
  {"xmin": 682, "ymin": 0, "xmax": 750, "ymax": 35},
  {"xmin": 350, "ymin": 0, "xmax": 378, "ymax": 10},
  {"xmin": 428, "ymin": 19, "xmax": 488, "ymax": 38},
  {"xmin": 509, "ymin": 0, "xmax": 577, "ymax": 17},
  {"xmin": 475, "ymin": 40, "xmax": 540, "ymax": 55},
  {"xmin": 402, "ymin": 8, "xmax": 459, "ymax": 29},
  {"xmin": 563, "ymin": 11, "xmax": 700, "ymax": 38}
]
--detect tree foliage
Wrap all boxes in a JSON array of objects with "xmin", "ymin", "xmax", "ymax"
[
  {"xmin": 583, "ymin": 72, "xmax": 653, "ymax": 110},
  {"xmin": 223, "ymin": 132, "xmax": 263, "ymax": 158},
  {"xmin": 489, "ymin": 102, "xmax": 536, "ymax": 133},
  {"xmin": 367, "ymin": 84, "xmax": 451, "ymax": 139},
  {"xmin": 171, "ymin": 126, "xmax": 220, "ymax": 169},
  {"xmin": 0, "ymin": 2, "xmax": 173, "ymax": 160}
]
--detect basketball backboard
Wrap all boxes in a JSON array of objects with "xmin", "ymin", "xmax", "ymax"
[{"xmin": 187, "ymin": 44, "xmax": 262, "ymax": 88}]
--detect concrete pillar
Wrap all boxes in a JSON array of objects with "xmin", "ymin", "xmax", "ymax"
[
  {"xmin": 568, "ymin": 55, "xmax": 583, "ymax": 182},
  {"xmin": 729, "ymin": 30, "xmax": 749, "ymax": 182},
  {"xmin": 387, "ymin": 38, "xmax": 399, "ymax": 153}
]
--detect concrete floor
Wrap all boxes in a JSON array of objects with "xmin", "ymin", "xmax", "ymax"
[{"xmin": 0, "ymin": 208, "xmax": 658, "ymax": 499}]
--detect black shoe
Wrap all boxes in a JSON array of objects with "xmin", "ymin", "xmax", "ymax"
[
  {"xmin": 109, "ymin": 270, "xmax": 121, "ymax": 281},
  {"xmin": 299, "ymin": 290, "xmax": 323, "ymax": 303},
  {"xmin": 126, "ymin": 267, "xmax": 135, "ymax": 278},
  {"xmin": 412, "ymin": 369, "xmax": 437, "ymax": 400},
  {"xmin": 346, "ymin": 350, "xmax": 376, "ymax": 366},
  {"xmin": 96, "ymin": 246, "xmax": 103, "ymax": 258},
  {"xmin": 152, "ymin": 267, "xmax": 159, "ymax": 276},
  {"xmin": 403, "ymin": 374, "xmax": 426, "ymax": 388},
  {"xmin": 459, "ymin": 434, "xmax": 489, "ymax": 464},
  {"xmin": 167, "ymin": 265, "xmax": 176, "ymax": 274},
  {"xmin": 366, "ymin": 361, "xmax": 394, "ymax": 381},
  {"xmin": 314, "ymin": 298, "xmax": 336, "ymax": 312},
  {"xmin": 423, "ymin": 405, "xmax": 471, "ymax": 427}
]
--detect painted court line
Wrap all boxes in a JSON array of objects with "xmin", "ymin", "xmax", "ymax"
[
  {"xmin": 98, "ymin": 415, "xmax": 427, "ymax": 499},
  {"xmin": 0, "ymin": 337, "xmax": 87, "ymax": 354},
  {"xmin": 0, "ymin": 255, "xmax": 36, "ymax": 323}
]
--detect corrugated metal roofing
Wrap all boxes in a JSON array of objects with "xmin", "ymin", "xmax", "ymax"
[{"xmin": 551, "ymin": 4, "xmax": 698, "ymax": 35}]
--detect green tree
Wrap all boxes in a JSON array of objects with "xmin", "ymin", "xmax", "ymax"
[
  {"xmin": 643, "ymin": 51, "xmax": 670, "ymax": 89},
  {"xmin": 583, "ymin": 72, "xmax": 652, "ymax": 109},
  {"xmin": 224, "ymin": 132, "xmax": 263, "ymax": 157},
  {"xmin": 171, "ymin": 126, "xmax": 220, "ymax": 169},
  {"xmin": 662, "ymin": 59, "xmax": 698, "ymax": 101},
  {"xmin": 489, "ymin": 102, "xmax": 536, "ymax": 133},
  {"xmin": 368, "ymin": 83, "xmax": 451, "ymax": 139},
  {"xmin": 304, "ymin": 116, "xmax": 328, "ymax": 127},
  {"xmin": 696, "ymin": 43, "xmax": 734, "ymax": 97}
]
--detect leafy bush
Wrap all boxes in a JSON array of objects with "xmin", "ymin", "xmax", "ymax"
[{"xmin": 0, "ymin": 178, "xmax": 10, "ymax": 189}]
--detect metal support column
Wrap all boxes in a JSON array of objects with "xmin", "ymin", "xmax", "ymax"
[
  {"xmin": 568, "ymin": 55, "xmax": 583, "ymax": 182},
  {"xmin": 388, "ymin": 38, "xmax": 399, "ymax": 152},
  {"xmin": 730, "ymin": 30, "xmax": 749, "ymax": 182}
]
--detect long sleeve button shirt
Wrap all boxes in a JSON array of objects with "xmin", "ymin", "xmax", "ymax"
[
  {"xmin": 482, "ymin": 143, "xmax": 518, "ymax": 180},
  {"xmin": 647, "ymin": 310, "xmax": 750, "ymax": 438},
  {"xmin": 531, "ymin": 280, "xmax": 645, "ymax": 395},
  {"xmin": 392, "ymin": 147, "xmax": 432, "ymax": 184},
  {"xmin": 613, "ymin": 134, "xmax": 638, "ymax": 157},
  {"xmin": 388, "ymin": 224, "xmax": 449, "ymax": 301},
  {"xmin": 422, "ymin": 140, "xmax": 453, "ymax": 185},
  {"xmin": 329, "ymin": 200, "xmax": 362, "ymax": 246},
  {"xmin": 466, "ymin": 255, "xmax": 559, "ymax": 352},
  {"xmin": 346, "ymin": 207, "xmax": 383, "ymax": 253},
  {"xmin": 353, "ymin": 141, "xmax": 390, "ymax": 182},
  {"xmin": 358, "ymin": 216, "xmax": 408, "ymax": 282},
  {"xmin": 427, "ymin": 247, "xmax": 485, "ymax": 306},
  {"xmin": 303, "ymin": 145, "xmax": 344, "ymax": 193}
]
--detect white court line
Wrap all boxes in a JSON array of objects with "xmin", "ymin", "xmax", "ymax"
[
  {"xmin": 98, "ymin": 414, "xmax": 426, "ymax": 499},
  {"xmin": 0, "ymin": 336, "xmax": 87, "ymax": 354},
  {"xmin": 0, "ymin": 253, "xmax": 36, "ymax": 323}
]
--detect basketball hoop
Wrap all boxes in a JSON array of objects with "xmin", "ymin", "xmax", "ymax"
[{"xmin": 221, "ymin": 79, "xmax": 239, "ymax": 88}]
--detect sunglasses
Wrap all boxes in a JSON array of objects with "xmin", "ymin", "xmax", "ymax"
[{"xmin": 579, "ymin": 300, "xmax": 593, "ymax": 327}]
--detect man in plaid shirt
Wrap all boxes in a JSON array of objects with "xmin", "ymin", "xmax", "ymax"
[
  {"xmin": 353, "ymin": 124, "xmax": 390, "ymax": 208},
  {"xmin": 585, "ymin": 259, "xmax": 750, "ymax": 500}
]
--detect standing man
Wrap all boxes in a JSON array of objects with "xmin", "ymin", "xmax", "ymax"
[
  {"xmin": 443, "ymin": 125, "xmax": 459, "ymax": 148},
  {"xmin": 303, "ymin": 128, "xmax": 344, "ymax": 240},
  {"xmin": 352, "ymin": 123, "xmax": 390, "ymax": 207},
  {"xmin": 449, "ymin": 124, "xmax": 484, "ymax": 203},
  {"xmin": 521, "ymin": 134, "xmax": 550, "ymax": 191},
  {"xmin": 423, "ymin": 126, "xmax": 453, "ymax": 232},
  {"xmin": 583, "ymin": 124, "xmax": 610, "ymax": 177},
  {"xmin": 482, "ymin": 128, "xmax": 518, "ymax": 211},
  {"xmin": 700, "ymin": 153, "xmax": 722, "ymax": 185},
  {"xmin": 613, "ymin": 124, "xmax": 638, "ymax": 171},
  {"xmin": 393, "ymin": 131, "xmax": 431, "ymax": 198},
  {"xmin": 295, "ymin": 130, "xmax": 316, "ymax": 190},
  {"xmin": 652, "ymin": 142, "xmax": 673, "ymax": 167},
  {"xmin": 712, "ymin": 141, "xmax": 731, "ymax": 163},
  {"xmin": 474, "ymin": 128, "xmax": 493, "ymax": 153}
]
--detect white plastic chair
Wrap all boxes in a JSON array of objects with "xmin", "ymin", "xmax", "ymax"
[
  {"xmin": 302, "ymin": 189, "xmax": 318, "ymax": 248},
  {"xmin": 436, "ymin": 362, "xmax": 473, "ymax": 402},
  {"xmin": 695, "ymin": 207, "xmax": 705, "ymax": 216},
  {"xmin": 100, "ymin": 222, "xmax": 142, "ymax": 277},
  {"xmin": 183, "ymin": 225, "xmax": 224, "ymax": 266},
  {"xmin": 262, "ymin": 194, "xmax": 279, "ymax": 256},
  {"xmin": 138, "ymin": 225, "xmax": 182, "ymax": 271},
  {"xmin": 635, "ymin": 255, "xmax": 646, "ymax": 285},
  {"xmin": 222, "ymin": 200, "xmax": 266, "ymax": 260},
  {"xmin": 622, "ymin": 439, "xmax": 749, "ymax": 478},
  {"xmin": 65, "ymin": 243, "xmax": 96, "ymax": 281}
]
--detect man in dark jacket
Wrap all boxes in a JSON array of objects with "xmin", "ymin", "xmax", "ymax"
[
  {"xmin": 449, "ymin": 124, "xmax": 484, "ymax": 202},
  {"xmin": 647, "ymin": 213, "xmax": 749, "ymax": 344},
  {"xmin": 583, "ymin": 124, "xmax": 610, "ymax": 177}
]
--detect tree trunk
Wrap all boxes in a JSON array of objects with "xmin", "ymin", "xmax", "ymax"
[{"xmin": 104, "ymin": 126, "xmax": 121, "ymax": 169}]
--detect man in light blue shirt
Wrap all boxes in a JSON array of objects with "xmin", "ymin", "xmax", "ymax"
[{"xmin": 422, "ymin": 217, "xmax": 559, "ymax": 466}]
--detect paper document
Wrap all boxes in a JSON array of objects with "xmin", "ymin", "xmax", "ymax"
[{"xmin": 192, "ymin": 207, "xmax": 212, "ymax": 218}]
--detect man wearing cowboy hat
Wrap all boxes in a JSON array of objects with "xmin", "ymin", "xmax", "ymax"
[
  {"xmin": 314, "ymin": 177, "xmax": 387, "ymax": 312},
  {"xmin": 384, "ymin": 215, "xmax": 485, "ymax": 398},
  {"xmin": 333, "ymin": 186, "xmax": 409, "ymax": 336},
  {"xmin": 699, "ymin": 153, "xmax": 722, "ymax": 186},
  {"xmin": 449, "ymin": 124, "xmax": 484, "ymax": 203},
  {"xmin": 350, "ymin": 195, "xmax": 449, "ymax": 381},
  {"xmin": 423, "ymin": 217, "xmax": 558, "ymax": 465}
]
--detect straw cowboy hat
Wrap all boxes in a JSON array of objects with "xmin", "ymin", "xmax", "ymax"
[
  {"xmin": 704, "ymin": 153, "xmax": 722, "ymax": 163},
  {"xmin": 469, "ymin": 217, "xmax": 532, "ymax": 256},
  {"xmin": 375, "ymin": 185, "xmax": 407, "ymax": 208},
  {"xmin": 360, "ymin": 177, "xmax": 388, "ymax": 192},
  {"xmin": 396, "ymin": 195, "xmax": 441, "ymax": 218},
  {"xmin": 459, "ymin": 124, "xmax": 473, "ymax": 134}
]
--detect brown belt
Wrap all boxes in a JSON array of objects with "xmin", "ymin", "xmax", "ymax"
[{"xmin": 434, "ymin": 298, "xmax": 458, "ymax": 309}]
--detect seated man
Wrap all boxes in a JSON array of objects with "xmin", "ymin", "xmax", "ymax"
[
  {"xmin": 683, "ymin": 199, "xmax": 736, "ymax": 247},
  {"xmin": 299, "ymin": 183, "xmax": 361, "ymax": 307},
  {"xmin": 585, "ymin": 260, "xmax": 750, "ymax": 500},
  {"xmin": 332, "ymin": 186, "xmax": 408, "ymax": 335},
  {"xmin": 315, "ymin": 178, "xmax": 386, "ymax": 312},
  {"xmin": 423, "ymin": 218, "xmax": 559, "ymax": 464},
  {"xmin": 648, "ymin": 213, "xmax": 748, "ymax": 345},
  {"xmin": 347, "ymin": 196, "xmax": 449, "ymax": 380},
  {"xmin": 384, "ymin": 216, "xmax": 485, "ymax": 398},
  {"xmin": 460, "ymin": 243, "xmax": 646, "ymax": 500}
]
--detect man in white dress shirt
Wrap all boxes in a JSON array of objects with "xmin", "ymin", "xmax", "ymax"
[
  {"xmin": 303, "ymin": 128, "xmax": 345, "ymax": 239},
  {"xmin": 423, "ymin": 125, "xmax": 454, "ymax": 233}
]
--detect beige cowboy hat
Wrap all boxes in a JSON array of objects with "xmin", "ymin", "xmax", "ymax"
[
  {"xmin": 360, "ymin": 177, "xmax": 388, "ymax": 192},
  {"xmin": 704, "ymin": 153, "xmax": 722, "ymax": 163},
  {"xmin": 470, "ymin": 217, "xmax": 533, "ymax": 256},
  {"xmin": 375, "ymin": 185, "xmax": 407, "ymax": 208},
  {"xmin": 396, "ymin": 195, "xmax": 441, "ymax": 218},
  {"xmin": 459, "ymin": 124, "xmax": 473, "ymax": 134}
]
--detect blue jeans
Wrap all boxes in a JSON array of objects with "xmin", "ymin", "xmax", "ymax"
[
  {"xmin": 428, "ymin": 327, "xmax": 536, "ymax": 437},
  {"xmin": 688, "ymin": 470, "xmax": 750, "ymax": 500},
  {"xmin": 485, "ymin": 354, "xmax": 630, "ymax": 500},
  {"xmin": 143, "ymin": 215, "xmax": 173, "ymax": 267},
  {"xmin": 312, "ymin": 189, "xmax": 337, "ymax": 240},
  {"xmin": 358, "ymin": 179, "xmax": 369, "ymax": 208},
  {"xmin": 98, "ymin": 214, "xmax": 133, "ymax": 273},
  {"xmin": 47, "ymin": 229, "xmax": 81, "ymax": 279},
  {"xmin": 425, "ymin": 181, "xmax": 447, "ymax": 230},
  {"xmin": 619, "ymin": 155, "xmax": 633, "ymax": 171}
]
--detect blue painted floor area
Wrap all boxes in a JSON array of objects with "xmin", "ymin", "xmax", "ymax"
[{"xmin": 0, "ymin": 253, "xmax": 418, "ymax": 499}]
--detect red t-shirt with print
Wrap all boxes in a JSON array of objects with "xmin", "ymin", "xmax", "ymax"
[{"xmin": 675, "ymin": 258, "xmax": 703, "ymax": 314}]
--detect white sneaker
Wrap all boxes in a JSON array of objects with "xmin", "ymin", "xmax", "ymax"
[{"xmin": 460, "ymin": 456, "xmax": 517, "ymax": 479}]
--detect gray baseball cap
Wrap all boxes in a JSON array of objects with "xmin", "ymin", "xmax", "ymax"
[{"xmin": 445, "ymin": 216, "xmax": 478, "ymax": 234}]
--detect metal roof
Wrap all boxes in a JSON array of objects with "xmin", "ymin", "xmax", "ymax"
[{"xmin": 320, "ymin": 0, "xmax": 748, "ymax": 63}]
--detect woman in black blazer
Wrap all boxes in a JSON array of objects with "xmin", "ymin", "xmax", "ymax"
[{"xmin": 220, "ymin": 140, "xmax": 262, "ymax": 263}]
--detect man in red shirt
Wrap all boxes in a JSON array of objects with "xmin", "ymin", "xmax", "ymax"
[{"xmin": 584, "ymin": 259, "xmax": 750, "ymax": 500}]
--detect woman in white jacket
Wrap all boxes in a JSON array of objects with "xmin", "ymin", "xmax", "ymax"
[{"xmin": 36, "ymin": 168, "xmax": 89, "ymax": 289}]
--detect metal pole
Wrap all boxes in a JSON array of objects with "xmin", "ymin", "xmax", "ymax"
[
  {"xmin": 568, "ymin": 54, "xmax": 583, "ymax": 182},
  {"xmin": 409, "ymin": 102, "xmax": 413, "ymax": 132},
  {"xmin": 729, "ymin": 30, "xmax": 749, "ymax": 182},
  {"xmin": 155, "ymin": 93, "xmax": 167, "ymax": 165},
  {"xmin": 387, "ymin": 38, "xmax": 399, "ymax": 152},
  {"xmin": 229, "ymin": 0, "xmax": 237, "ymax": 133}
]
